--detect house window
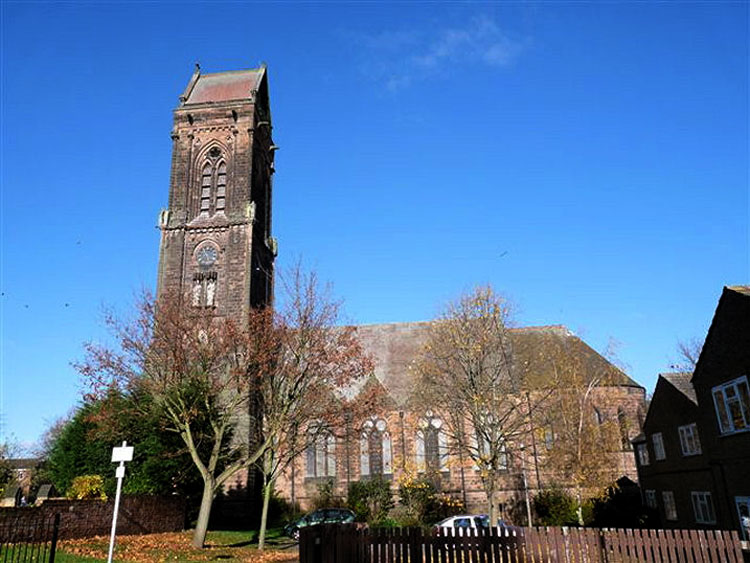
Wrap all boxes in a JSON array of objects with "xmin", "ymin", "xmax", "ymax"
[
  {"xmin": 663, "ymin": 491, "xmax": 678, "ymax": 521},
  {"xmin": 636, "ymin": 442, "xmax": 650, "ymax": 466},
  {"xmin": 651, "ymin": 433, "xmax": 666, "ymax": 460},
  {"xmin": 415, "ymin": 414, "xmax": 447, "ymax": 473},
  {"xmin": 645, "ymin": 490, "xmax": 657, "ymax": 509},
  {"xmin": 678, "ymin": 423, "xmax": 702, "ymax": 456},
  {"xmin": 735, "ymin": 497, "xmax": 750, "ymax": 540},
  {"xmin": 360, "ymin": 418, "xmax": 392, "ymax": 477},
  {"xmin": 305, "ymin": 428, "xmax": 336, "ymax": 479},
  {"xmin": 692, "ymin": 492, "xmax": 716, "ymax": 524},
  {"xmin": 712, "ymin": 376, "xmax": 750, "ymax": 435}
]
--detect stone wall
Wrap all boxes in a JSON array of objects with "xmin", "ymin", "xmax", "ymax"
[{"xmin": 0, "ymin": 496, "xmax": 185, "ymax": 540}]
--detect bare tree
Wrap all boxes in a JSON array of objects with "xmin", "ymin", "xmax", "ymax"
[
  {"xmin": 253, "ymin": 267, "xmax": 373, "ymax": 549},
  {"xmin": 673, "ymin": 337, "xmax": 703, "ymax": 371},
  {"xmin": 415, "ymin": 286, "xmax": 534, "ymax": 524}
]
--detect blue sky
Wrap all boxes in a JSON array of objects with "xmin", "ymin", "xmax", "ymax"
[{"xmin": 1, "ymin": 2, "xmax": 748, "ymax": 451}]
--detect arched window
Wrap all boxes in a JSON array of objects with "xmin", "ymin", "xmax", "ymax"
[
  {"xmin": 469, "ymin": 428, "xmax": 508, "ymax": 471},
  {"xmin": 306, "ymin": 427, "xmax": 336, "ymax": 479},
  {"xmin": 593, "ymin": 407, "xmax": 604, "ymax": 426},
  {"xmin": 618, "ymin": 407, "xmax": 631, "ymax": 450},
  {"xmin": 196, "ymin": 148, "xmax": 227, "ymax": 216},
  {"xmin": 360, "ymin": 418, "xmax": 392, "ymax": 477},
  {"xmin": 415, "ymin": 413, "xmax": 447, "ymax": 473},
  {"xmin": 200, "ymin": 163, "xmax": 212, "ymax": 213},
  {"xmin": 216, "ymin": 162, "xmax": 226, "ymax": 211}
]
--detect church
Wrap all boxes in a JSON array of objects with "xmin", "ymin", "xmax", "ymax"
[{"xmin": 156, "ymin": 65, "xmax": 646, "ymax": 519}]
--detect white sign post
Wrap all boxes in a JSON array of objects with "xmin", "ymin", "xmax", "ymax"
[{"xmin": 107, "ymin": 441, "xmax": 133, "ymax": 563}]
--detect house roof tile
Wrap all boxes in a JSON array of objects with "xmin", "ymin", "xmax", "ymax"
[{"xmin": 661, "ymin": 372, "xmax": 697, "ymax": 404}]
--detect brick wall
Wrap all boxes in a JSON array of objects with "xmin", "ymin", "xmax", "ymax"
[{"xmin": 0, "ymin": 496, "xmax": 185, "ymax": 540}]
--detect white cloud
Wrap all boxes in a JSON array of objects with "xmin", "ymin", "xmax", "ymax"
[{"xmin": 354, "ymin": 16, "xmax": 527, "ymax": 91}]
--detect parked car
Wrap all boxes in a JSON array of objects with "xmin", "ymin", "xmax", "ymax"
[
  {"xmin": 284, "ymin": 508, "xmax": 356, "ymax": 540},
  {"xmin": 434, "ymin": 514, "xmax": 516, "ymax": 536}
]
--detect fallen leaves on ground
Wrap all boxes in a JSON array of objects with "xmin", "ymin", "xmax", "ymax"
[{"xmin": 59, "ymin": 531, "xmax": 299, "ymax": 562}]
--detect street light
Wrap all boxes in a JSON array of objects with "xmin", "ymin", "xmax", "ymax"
[{"xmin": 519, "ymin": 443, "xmax": 533, "ymax": 527}]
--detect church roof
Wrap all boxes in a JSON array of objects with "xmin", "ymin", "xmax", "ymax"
[
  {"xmin": 352, "ymin": 322, "xmax": 642, "ymax": 406},
  {"xmin": 181, "ymin": 67, "xmax": 265, "ymax": 105}
]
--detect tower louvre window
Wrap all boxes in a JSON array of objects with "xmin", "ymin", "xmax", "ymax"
[
  {"xmin": 192, "ymin": 271, "xmax": 218, "ymax": 308},
  {"xmin": 196, "ymin": 150, "xmax": 228, "ymax": 216},
  {"xmin": 216, "ymin": 162, "xmax": 226, "ymax": 210},
  {"xmin": 200, "ymin": 164, "xmax": 212, "ymax": 212}
]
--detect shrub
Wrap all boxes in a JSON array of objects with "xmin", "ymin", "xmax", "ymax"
[
  {"xmin": 311, "ymin": 479, "xmax": 342, "ymax": 509},
  {"xmin": 268, "ymin": 490, "xmax": 300, "ymax": 526},
  {"xmin": 590, "ymin": 480, "xmax": 655, "ymax": 528},
  {"xmin": 347, "ymin": 478, "xmax": 394, "ymax": 524},
  {"xmin": 428, "ymin": 492, "xmax": 465, "ymax": 523},
  {"xmin": 67, "ymin": 475, "xmax": 107, "ymax": 500},
  {"xmin": 533, "ymin": 487, "xmax": 578, "ymax": 526},
  {"xmin": 396, "ymin": 471, "xmax": 463, "ymax": 525},
  {"xmin": 398, "ymin": 476, "xmax": 437, "ymax": 523}
]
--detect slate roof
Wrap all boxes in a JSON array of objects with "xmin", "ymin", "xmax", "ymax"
[
  {"xmin": 726, "ymin": 285, "xmax": 750, "ymax": 297},
  {"xmin": 352, "ymin": 322, "xmax": 641, "ymax": 406},
  {"xmin": 181, "ymin": 68, "xmax": 265, "ymax": 105},
  {"xmin": 661, "ymin": 372, "xmax": 697, "ymax": 404},
  {"xmin": 6, "ymin": 458, "xmax": 38, "ymax": 470}
]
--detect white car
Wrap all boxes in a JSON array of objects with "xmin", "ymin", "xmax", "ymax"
[{"xmin": 434, "ymin": 514, "xmax": 515, "ymax": 535}]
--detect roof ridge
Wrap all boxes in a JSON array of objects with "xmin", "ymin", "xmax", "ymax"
[{"xmin": 200, "ymin": 68, "xmax": 264, "ymax": 77}]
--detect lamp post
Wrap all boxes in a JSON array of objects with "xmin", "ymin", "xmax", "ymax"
[{"xmin": 519, "ymin": 443, "xmax": 533, "ymax": 527}]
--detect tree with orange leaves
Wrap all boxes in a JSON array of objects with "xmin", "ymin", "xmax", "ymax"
[{"xmin": 78, "ymin": 265, "xmax": 371, "ymax": 549}]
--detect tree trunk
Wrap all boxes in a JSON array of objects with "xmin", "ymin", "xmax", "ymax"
[
  {"xmin": 258, "ymin": 479, "xmax": 273, "ymax": 550},
  {"xmin": 487, "ymin": 484, "xmax": 496, "ymax": 525},
  {"xmin": 576, "ymin": 485, "xmax": 584, "ymax": 526},
  {"xmin": 193, "ymin": 477, "xmax": 216, "ymax": 548}
]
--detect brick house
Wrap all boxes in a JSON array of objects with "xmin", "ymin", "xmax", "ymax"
[{"xmin": 634, "ymin": 286, "xmax": 750, "ymax": 539}]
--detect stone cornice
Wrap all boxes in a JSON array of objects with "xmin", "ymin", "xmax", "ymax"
[{"xmin": 161, "ymin": 221, "xmax": 252, "ymax": 234}]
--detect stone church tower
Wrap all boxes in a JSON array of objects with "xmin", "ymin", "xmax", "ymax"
[{"xmin": 157, "ymin": 65, "xmax": 276, "ymax": 319}]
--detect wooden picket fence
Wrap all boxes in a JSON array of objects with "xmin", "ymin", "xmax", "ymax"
[{"xmin": 299, "ymin": 524, "xmax": 745, "ymax": 563}]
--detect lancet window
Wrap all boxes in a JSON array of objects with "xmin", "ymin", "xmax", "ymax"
[
  {"xmin": 415, "ymin": 413, "xmax": 447, "ymax": 473},
  {"xmin": 305, "ymin": 426, "xmax": 336, "ymax": 479},
  {"xmin": 196, "ymin": 147, "xmax": 227, "ymax": 216},
  {"xmin": 360, "ymin": 418, "xmax": 392, "ymax": 477}
]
